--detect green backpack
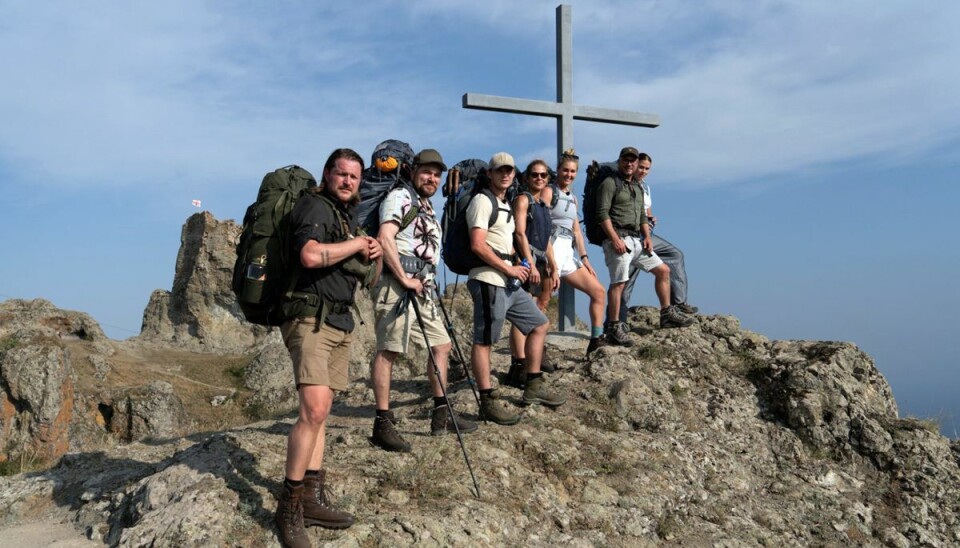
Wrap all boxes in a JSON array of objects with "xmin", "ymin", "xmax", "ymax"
[{"xmin": 232, "ymin": 165, "xmax": 318, "ymax": 326}]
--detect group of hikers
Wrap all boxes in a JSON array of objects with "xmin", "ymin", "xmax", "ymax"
[{"xmin": 246, "ymin": 143, "xmax": 697, "ymax": 547}]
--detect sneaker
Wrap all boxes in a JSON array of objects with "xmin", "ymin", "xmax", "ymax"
[
  {"xmin": 302, "ymin": 470, "xmax": 355, "ymax": 529},
  {"xmin": 660, "ymin": 305, "xmax": 695, "ymax": 328},
  {"xmin": 521, "ymin": 376, "xmax": 567, "ymax": 407},
  {"xmin": 479, "ymin": 390, "xmax": 521, "ymax": 425},
  {"xmin": 505, "ymin": 360, "xmax": 526, "ymax": 389},
  {"xmin": 371, "ymin": 411, "xmax": 412, "ymax": 452},
  {"xmin": 585, "ymin": 336, "xmax": 608, "ymax": 357},
  {"xmin": 430, "ymin": 404, "xmax": 478, "ymax": 435},
  {"xmin": 675, "ymin": 302, "xmax": 699, "ymax": 315},
  {"xmin": 275, "ymin": 483, "xmax": 310, "ymax": 548},
  {"xmin": 604, "ymin": 321, "xmax": 634, "ymax": 347}
]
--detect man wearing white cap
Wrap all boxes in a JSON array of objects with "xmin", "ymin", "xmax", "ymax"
[{"xmin": 466, "ymin": 152, "xmax": 566, "ymax": 425}]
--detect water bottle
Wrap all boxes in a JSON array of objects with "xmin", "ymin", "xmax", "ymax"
[{"xmin": 508, "ymin": 258, "xmax": 530, "ymax": 291}]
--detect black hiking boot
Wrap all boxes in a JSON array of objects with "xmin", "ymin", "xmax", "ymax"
[
  {"xmin": 371, "ymin": 411, "xmax": 412, "ymax": 452},
  {"xmin": 302, "ymin": 470, "xmax": 355, "ymax": 529},
  {"xmin": 505, "ymin": 359, "xmax": 526, "ymax": 389},
  {"xmin": 430, "ymin": 404, "xmax": 478, "ymax": 435},
  {"xmin": 585, "ymin": 336, "xmax": 608, "ymax": 357},
  {"xmin": 275, "ymin": 482, "xmax": 310, "ymax": 548}
]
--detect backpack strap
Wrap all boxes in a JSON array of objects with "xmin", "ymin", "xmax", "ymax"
[
  {"xmin": 474, "ymin": 188, "xmax": 515, "ymax": 262},
  {"xmin": 313, "ymin": 192, "xmax": 353, "ymax": 240},
  {"xmin": 390, "ymin": 180, "xmax": 421, "ymax": 232}
]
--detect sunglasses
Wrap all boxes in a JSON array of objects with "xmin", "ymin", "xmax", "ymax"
[{"xmin": 528, "ymin": 172, "xmax": 549, "ymax": 179}]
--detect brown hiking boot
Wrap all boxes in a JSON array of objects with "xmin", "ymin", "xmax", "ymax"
[
  {"xmin": 274, "ymin": 482, "xmax": 310, "ymax": 548},
  {"xmin": 479, "ymin": 390, "xmax": 521, "ymax": 425},
  {"xmin": 521, "ymin": 376, "xmax": 567, "ymax": 407},
  {"xmin": 371, "ymin": 411, "xmax": 412, "ymax": 452},
  {"xmin": 604, "ymin": 321, "xmax": 634, "ymax": 347},
  {"xmin": 540, "ymin": 349, "xmax": 558, "ymax": 373},
  {"xmin": 430, "ymin": 404, "xmax": 478, "ymax": 435},
  {"xmin": 302, "ymin": 470, "xmax": 355, "ymax": 529},
  {"xmin": 660, "ymin": 305, "xmax": 695, "ymax": 328}
]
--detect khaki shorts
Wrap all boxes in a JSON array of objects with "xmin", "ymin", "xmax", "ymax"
[
  {"xmin": 371, "ymin": 275, "xmax": 450, "ymax": 353},
  {"xmin": 280, "ymin": 318, "xmax": 353, "ymax": 391}
]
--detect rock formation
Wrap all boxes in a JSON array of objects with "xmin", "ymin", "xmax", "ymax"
[
  {"xmin": 137, "ymin": 212, "xmax": 269, "ymax": 353},
  {"xmin": 1, "ymin": 211, "xmax": 958, "ymax": 546}
]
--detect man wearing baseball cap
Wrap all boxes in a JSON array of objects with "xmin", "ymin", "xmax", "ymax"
[
  {"xmin": 595, "ymin": 147, "xmax": 693, "ymax": 345},
  {"xmin": 370, "ymin": 149, "xmax": 477, "ymax": 452},
  {"xmin": 466, "ymin": 152, "xmax": 566, "ymax": 426}
]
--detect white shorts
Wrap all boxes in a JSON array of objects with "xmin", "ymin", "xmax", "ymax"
[
  {"xmin": 551, "ymin": 233, "xmax": 583, "ymax": 278},
  {"xmin": 602, "ymin": 235, "xmax": 663, "ymax": 284}
]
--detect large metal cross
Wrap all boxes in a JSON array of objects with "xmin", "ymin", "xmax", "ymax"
[{"xmin": 463, "ymin": 4, "xmax": 660, "ymax": 331}]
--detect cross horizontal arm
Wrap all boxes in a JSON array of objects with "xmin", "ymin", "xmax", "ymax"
[
  {"xmin": 463, "ymin": 93, "xmax": 562, "ymax": 117},
  {"xmin": 573, "ymin": 105, "xmax": 660, "ymax": 128},
  {"xmin": 463, "ymin": 93, "xmax": 661, "ymax": 128}
]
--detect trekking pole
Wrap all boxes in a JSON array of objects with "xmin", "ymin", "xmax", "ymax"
[
  {"xmin": 407, "ymin": 292, "xmax": 482, "ymax": 499},
  {"xmin": 433, "ymin": 284, "xmax": 481, "ymax": 410}
]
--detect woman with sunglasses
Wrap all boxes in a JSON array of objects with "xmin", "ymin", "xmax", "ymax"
[
  {"xmin": 541, "ymin": 150, "xmax": 608, "ymax": 356},
  {"xmin": 506, "ymin": 159, "xmax": 561, "ymax": 386}
]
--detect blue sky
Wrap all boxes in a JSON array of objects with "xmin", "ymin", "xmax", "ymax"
[{"xmin": 1, "ymin": 1, "xmax": 957, "ymax": 436}]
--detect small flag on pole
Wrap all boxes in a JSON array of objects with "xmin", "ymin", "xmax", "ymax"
[{"xmin": 191, "ymin": 199, "xmax": 202, "ymax": 208}]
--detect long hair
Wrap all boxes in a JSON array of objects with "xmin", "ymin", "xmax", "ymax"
[{"xmin": 320, "ymin": 148, "xmax": 364, "ymax": 204}]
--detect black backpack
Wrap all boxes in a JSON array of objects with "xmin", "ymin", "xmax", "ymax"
[
  {"xmin": 232, "ymin": 165, "xmax": 317, "ymax": 326},
  {"xmin": 356, "ymin": 139, "xmax": 415, "ymax": 235},
  {"xmin": 582, "ymin": 160, "xmax": 623, "ymax": 245},
  {"xmin": 517, "ymin": 191, "xmax": 552, "ymax": 264},
  {"xmin": 442, "ymin": 160, "xmax": 517, "ymax": 275}
]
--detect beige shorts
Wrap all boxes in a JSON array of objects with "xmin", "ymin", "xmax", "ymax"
[
  {"xmin": 280, "ymin": 318, "xmax": 353, "ymax": 391},
  {"xmin": 371, "ymin": 275, "xmax": 450, "ymax": 353}
]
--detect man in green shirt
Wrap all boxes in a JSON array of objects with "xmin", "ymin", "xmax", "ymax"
[{"xmin": 596, "ymin": 148, "xmax": 693, "ymax": 344}]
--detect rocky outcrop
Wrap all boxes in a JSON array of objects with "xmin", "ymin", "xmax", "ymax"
[
  {"xmin": 3, "ymin": 211, "xmax": 957, "ymax": 546},
  {"xmin": 0, "ymin": 299, "xmax": 214, "ymax": 465},
  {"xmin": 137, "ymin": 212, "xmax": 269, "ymax": 353},
  {"xmin": 0, "ymin": 342, "xmax": 74, "ymax": 461},
  {"xmin": 0, "ymin": 299, "xmax": 109, "ymax": 462},
  {"xmin": 0, "ymin": 305, "xmax": 957, "ymax": 547},
  {"xmin": 100, "ymin": 381, "xmax": 191, "ymax": 443}
]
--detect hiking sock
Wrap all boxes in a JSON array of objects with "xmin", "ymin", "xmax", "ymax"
[
  {"xmin": 375, "ymin": 409, "xmax": 391, "ymax": 418},
  {"xmin": 526, "ymin": 372, "xmax": 544, "ymax": 382},
  {"xmin": 305, "ymin": 470, "xmax": 320, "ymax": 477},
  {"xmin": 479, "ymin": 388, "xmax": 493, "ymax": 397},
  {"xmin": 591, "ymin": 325, "xmax": 604, "ymax": 338},
  {"xmin": 433, "ymin": 396, "xmax": 448, "ymax": 408},
  {"xmin": 285, "ymin": 478, "xmax": 304, "ymax": 488}
]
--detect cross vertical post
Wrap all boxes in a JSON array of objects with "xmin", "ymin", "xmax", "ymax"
[{"xmin": 463, "ymin": 4, "xmax": 660, "ymax": 332}]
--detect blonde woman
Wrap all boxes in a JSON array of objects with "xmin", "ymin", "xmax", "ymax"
[{"xmin": 541, "ymin": 151, "xmax": 608, "ymax": 356}]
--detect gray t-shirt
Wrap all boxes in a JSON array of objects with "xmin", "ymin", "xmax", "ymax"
[{"xmin": 550, "ymin": 187, "xmax": 579, "ymax": 232}]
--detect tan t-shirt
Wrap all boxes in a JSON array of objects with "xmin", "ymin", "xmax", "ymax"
[{"xmin": 466, "ymin": 192, "xmax": 514, "ymax": 287}]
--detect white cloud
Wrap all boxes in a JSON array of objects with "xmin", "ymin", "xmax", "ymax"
[{"xmin": 1, "ymin": 1, "xmax": 958, "ymax": 192}]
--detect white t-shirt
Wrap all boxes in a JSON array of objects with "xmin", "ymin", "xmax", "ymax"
[{"xmin": 465, "ymin": 192, "xmax": 514, "ymax": 287}]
